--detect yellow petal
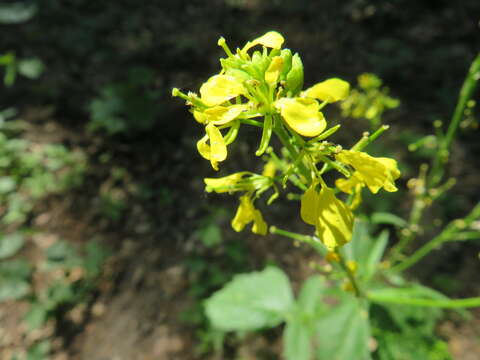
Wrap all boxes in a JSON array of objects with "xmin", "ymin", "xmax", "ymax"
[
  {"xmin": 275, "ymin": 97, "xmax": 326, "ymax": 137},
  {"xmin": 231, "ymin": 195, "xmax": 268, "ymax": 235},
  {"xmin": 243, "ymin": 31, "xmax": 284, "ymax": 53},
  {"xmin": 300, "ymin": 184, "xmax": 319, "ymax": 225},
  {"xmin": 336, "ymin": 150, "xmax": 400, "ymax": 193},
  {"xmin": 204, "ymin": 173, "xmax": 245, "ymax": 193},
  {"xmin": 193, "ymin": 110, "xmax": 208, "ymax": 124},
  {"xmin": 206, "ymin": 123, "xmax": 227, "ymax": 165},
  {"xmin": 316, "ymin": 186, "xmax": 354, "ymax": 249},
  {"xmin": 203, "ymin": 104, "xmax": 248, "ymax": 125},
  {"xmin": 304, "ymin": 78, "xmax": 350, "ymax": 103},
  {"xmin": 262, "ymin": 160, "xmax": 276, "ymax": 178},
  {"xmin": 199, "ymin": 75, "xmax": 246, "ymax": 106},
  {"xmin": 196, "ymin": 134, "xmax": 211, "ymax": 160},
  {"xmin": 335, "ymin": 172, "xmax": 363, "ymax": 194},
  {"xmin": 252, "ymin": 209, "xmax": 268, "ymax": 235},
  {"xmin": 265, "ymin": 56, "xmax": 283, "ymax": 87},
  {"xmin": 231, "ymin": 195, "xmax": 254, "ymax": 232}
]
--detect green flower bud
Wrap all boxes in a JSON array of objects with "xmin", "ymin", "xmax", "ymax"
[
  {"xmin": 285, "ymin": 53, "xmax": 304, "ymax": 95},
  {"xmin": 279, "ymin": 49, "xmax": 292, "ymax": 81}
]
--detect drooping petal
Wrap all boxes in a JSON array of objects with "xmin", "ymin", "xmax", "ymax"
[
  {"xmin": 231, "ymin": 195, "xmax": 267, "ymax": 235},
  {"xmin": 252, "ymin": 209, "xmax": 268, "ymax": 235},
  {"xmin": 315, "ymin": 186, "xmax": 354, "ymax": 249},
  {"xmin": 336, "ymin": 150, "xmax": 400, "ymax": 193},
  {"xmin": 304, "ymin": 78, "xmax": 350, "ymax": 103},
  {"xmin": 196, "ymin": 134, "xmax": 211, "ymax": 160},
  {"xmin": 335, "ymin": 172, "xmax": 364, "ymax": 194},
  {"xmin": 243, "ymin": 31, "xmax": 285, "ymax": 53},
  {"xmin": 200, "ymin": 75, "xmax": 246, "ymax": 106},
  {"xmin": 265, "ymin": 56, "xmax": 283, "ymax": 87},
  {"xmin": 300, "ymin": 184, "xmax": 319, "ymax": 225},
  {"xmin": 205, "ymin": 123, "xmax": 227, "ymax": 170},
  {"xmin": 275, "ymin": 97, "xmax": 326, "ymax": 137}
]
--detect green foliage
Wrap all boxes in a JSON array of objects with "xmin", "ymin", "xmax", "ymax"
[
  {"xmin": 371, "ymin": 303, "xmax": 452, "ymax": 360},
  {"xmin": 24, "ymin": 240, "xmax": 110, "ymax": 331},
  {"xmin": 88, "ymin": 67, "xmax": 160, "ymax": 135},
  {"xmin": 0, "ymin": 122, "xmax": 86, "ymax": 225},
  {"xmin": 0, "ymin": 259, "xmax": 31, "ymax": 301},
  {"xmin": 205, "ymin": 266, "xmax": 294, "ymax": 331}
]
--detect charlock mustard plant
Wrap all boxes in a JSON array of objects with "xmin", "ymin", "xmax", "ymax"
[{"xmin": 172, "ymin": 31, "xmax": 401, "ymax": 294}]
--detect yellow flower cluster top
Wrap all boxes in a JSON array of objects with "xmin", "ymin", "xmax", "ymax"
[{"xmin": 173, "ymin": 31, "xmax": 400, "ymax": 252}]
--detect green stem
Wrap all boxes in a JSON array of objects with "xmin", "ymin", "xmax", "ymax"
[
  {"xmin": 269, "ymin": 226, "xmax": 326, "ymax": 255},
  {"xmin": 429, "ymin": 53, "xmax": 480, "ymax": 187},
  {"xmin": 392, "ymin": 202, "xmax": 480, "ymax": 273},
  {"xmin": 273, "ymin": 115, "xmax": 311, "ymax": 184},
  {"xmin": 338, "ymin": 252, "xmax": 363, "ymax": 298},
  {"xmin": 351, "ymin": 125, "xmax": 390, "ymax": 151},
  {"xmin": 368, "ymin": 293, "xmax": 480, "ymax": 309}
]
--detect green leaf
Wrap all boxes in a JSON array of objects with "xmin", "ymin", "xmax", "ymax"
[
  {"xmin": 364, "ymin": 230, "xmax": 389, "ymax": 284},
  {"xmin": 284, "ymin": 319, "xmax": 311, "ymax": 360},
  {"xmin": 315, "ymin": 295, "xmax": 371, "ymax": 360},
  {"xmin": 24, "ymin": 303, "xmax": 49, "ymax": 330},
  {"xmin": 297, "ymin": 275, "xmax": 325, "ymax": 317},
  {"xmin": 0, "ymin": 233, "xmax": 25, "ymax": 259},
  {"xmin": 0, "ymin": 279, "xmax": 30, "ymax": 301},
  {"xmin": 0, "ymin": 259, "xmax": 32, "ymax": 279},
  {"xmin": 0, "ymin": 176, "xmax": 16, "ymax": 194},
  {"xmin": 205, "ymin": 267, "xmax": 294, "ymax": 331},
  {"xmin": 371, "ymin": 212, "xmax": 407, "ymax": 227},
  {"xmin": 26, "ymin": 340, "xmax": 50, "ymax": 360},
  {"xmin": 17, "ymin": 58, "xmax": 44, "ymax": 79}
]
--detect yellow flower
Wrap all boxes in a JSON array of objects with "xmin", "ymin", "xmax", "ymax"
[
  {"xmin": 335, "ymin": 172, "xmax": 364, "ymax": 210},
  {"xmin": 300, "ymin": 184, "xmax": 354, "ymax": 249},
  {"xmin": 231, "ymin": 195, "xmax": 268, "ymax": 235},
  {"xmin": 336, "ymin": 150, "xmax": 400, "ymax": 193},
  {"xmin": 265, "ymin": 56, "xmax": 283, "ymax": 87},
  {"xmin": 194, "ymin": 104, "xmax": 249, "ymax": 125},
  {"xmin": 204, "ymin": 172, "xmax": 247, "ymax": 193},
  {"xmin": 275, "ymin": 97, "xmax": 326, "ymax": 137},
  {"xmin": 197, "ymin": 123, "xmax": 227, "ymax": 170},
  {"xmin": 242, "ymin": 31, "xmax": 284, "ymax": 53},
  {"xmin": 199, "ymin": 75, "xmax": 246, "ymax": 107},
  {"xmin": 303, "ymin": 78, "xmax": 350, "ymax": 103},
  {"xmin": 262, "ymin": 160, "xmax": 277, "ymax": 178}
]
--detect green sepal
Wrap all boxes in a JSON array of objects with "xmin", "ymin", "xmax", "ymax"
[{"xmin": 285, "ymin": 53, "xmax": 304, "ymax": 96}]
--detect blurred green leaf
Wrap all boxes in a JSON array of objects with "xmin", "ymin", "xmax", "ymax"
[
  {"xmin": 0, "ymin": 279, "xmax": 29, "ymax": 301},
  {"xmin": 371, "ymin": 212, "xmax": 407, "ymax": 227},
  {"xmin": 17, "ymin": 58, "xmax": 44, "ymax": 79},
  {"xmin": 205, "ymin": 267, "xmax": 294, "ymax": 331},
  {"xmin": 284, "ymin": 319, "xmax": 311, "ymax": 360},
  {"xmin": 0, "ymin": 176, "xmax": 15, "ymax": 194},
  {"xmin": 297, "ymin": 275, "xmax": 325, "ymax": 318},
  {"xmin": 0, "ymin": 233, "xmax": 25, "ymax": 259},
  {"xmin": 0, "ymin": 3, "xmax": 37, "ymax": 24},
  {"xmin": 315, "ymin": 295, "xmax": 371, "ymax": 360},
  {"xmin": 26, "ymin": 340, "xmax": 50, "ymax": 360},
  {"xmin": 24, "ymin": 303, "xmax": 49, "ymax": 330},
  {"xmin": 364, "ymin": 230, "xmax": 389, "ymax": 284},
  {"xmin": 0, "ymin": 259, "xmax": 32, "ymax": 279}
]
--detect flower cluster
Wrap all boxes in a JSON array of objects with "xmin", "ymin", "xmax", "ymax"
[{"xmin": 173, "ymin": 31, "xmax": 400, "ymax": 252}]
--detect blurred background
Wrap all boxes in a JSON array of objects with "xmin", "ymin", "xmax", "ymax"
[{"xmin": 0, "ymin": 0, "xmax": 479, "ymax": 359}]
